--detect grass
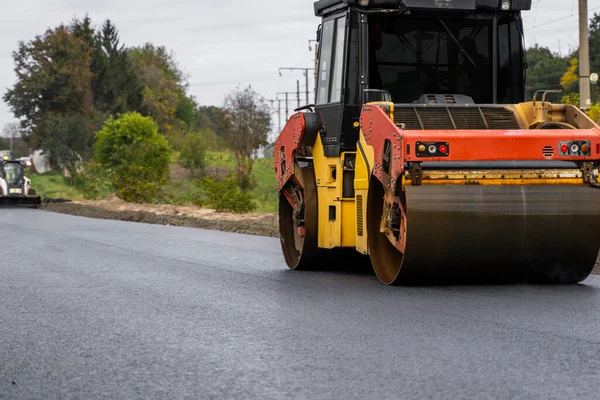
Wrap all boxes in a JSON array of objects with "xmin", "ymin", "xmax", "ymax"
[
  {"xmin": 165, "ymin": 151, "xmax": 278, "ymax": 213},
  {"xmin": 206, "ymin": 151, "xmax": 277, "ymax": 213},
  {"xmin": 26, "ymin": 150, "xmax": 279, "ymax": 213},
  {"xmin": 251, "ymin": 158, "xmax": 278, "ymax": 213},
  {"xmin": 29, "ymin": 171, "xmax": 85, "ymax": 201}
]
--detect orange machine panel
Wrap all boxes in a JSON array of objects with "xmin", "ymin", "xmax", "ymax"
[{"xmin": 274, "ymin": 113, "xmax": 306, "ymax": 191}]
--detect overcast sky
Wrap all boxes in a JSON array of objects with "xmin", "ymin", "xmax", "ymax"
[{"xmin": 0, "ymin": 0, "xmax": 599, "ymax": 134}]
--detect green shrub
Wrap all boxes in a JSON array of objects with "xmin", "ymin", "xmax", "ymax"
[
  {"xmin": 73, "ymin": 161, "xmax": 114, "ymax": 200},
  {"xmin": 586, "ymin": 103, "xmax": 600, "ymax": 124},
  {"xmin": 94, "ymin": 112, "xmax": 171, "ymax": 203},
  {"xmin": 196, "ymin": 176, "xmax": 257, "ymax": 213},
  {"xmin": 561, "ymin": 93, "xmax": 580, "ymax": 107},
  {"xmin": 179, "ymin": 131, "xmax": 207, "ymax": 177}
]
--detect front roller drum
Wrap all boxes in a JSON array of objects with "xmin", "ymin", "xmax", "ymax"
[
  {"xmin": 368, "ymin": 181, "xmax": 600, "ymax": 285},
  {"xmin": 278, "ymin": 164, "xmax": 323, "ymax": 270}
]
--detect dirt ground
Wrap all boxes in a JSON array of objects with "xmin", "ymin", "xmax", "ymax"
[{"xmin": 42, "ymin": 196, "xmax": 279, "ymax": 238}]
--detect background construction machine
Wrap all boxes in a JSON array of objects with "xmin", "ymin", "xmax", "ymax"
[
  {"xmin": 0, "ymin": 157, "xmax": 41, "ymax": 207},
  {"xmin": 274, "ymin": 0, "xmax": 600, "ymax": 285}
]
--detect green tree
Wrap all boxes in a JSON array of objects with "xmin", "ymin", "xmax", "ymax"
[
  {"xmin": 221, "ymin": 86, "xmax": 271, "ymax": 191},
  {"xmin": 93, "ymin": 20, "xmax": 143, "ymax": 115},
  {"xmin": 524, "ymin": 45, "xmax": 569, "ymax": 100},
  {"xmin": 94, "ymin": 112, "xmax": 171, "ymax": 202},
  {"xmin": 589, "ymin": 13, "xmax": 600, "ymax": 80},
  {"xmin": 71, "ymin": 16, "xmax": 143, "ymax": 115},
  {"xmin": 195, "ymin": 106, "xmax": 227, "ymax": 135},
  {"xmin": 4, "ymin": 26, "xmax": 94, "ymax": 131},
  {"xmin": 129, "ymin": 44, "xmax": 187, "ymax": 136},
  {"xmin": 37, "ymin": 112, "xmax": 106, "ymax": 179},
  {"xmin": 3, "ymin": 25, "xmax": 98, "ymax": 174}
]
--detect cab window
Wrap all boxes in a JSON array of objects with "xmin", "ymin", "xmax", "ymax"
[{"xmin": 317, "ymin": 16, "xmax": 347, "ymax": 105}]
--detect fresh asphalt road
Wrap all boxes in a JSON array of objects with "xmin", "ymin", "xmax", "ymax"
[{"xmin": 1, "ymin": 210, "xmax": 600, "ymax": 399}]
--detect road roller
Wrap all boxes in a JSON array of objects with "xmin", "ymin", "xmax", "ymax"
[{"xmin": 274, "ymin": 0, "xmax": 600, "ymax": 285}]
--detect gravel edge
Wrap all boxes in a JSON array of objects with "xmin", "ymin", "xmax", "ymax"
[{"xmin": 41, "ymin": 203, "xmax": 279, "ymax": 238}]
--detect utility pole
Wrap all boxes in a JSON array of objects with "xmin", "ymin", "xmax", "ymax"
[
  {"xmin": 279, "ymin": 67, "xmax": 315, "ymax": 105},
  {"xmin": 277, "ymin": 91, "xmax": 300, "ymax": 120},
  {"xmin": 278, "ymin": 99, "xmax": 282, "ymax": 132},
  {"xmin": 580, "ymin": 0, "xmax": 591, "ymax": 109},
  {"xmin": 297, "ymin": 80, "xmax": 301, "ymax": 108},
  {"xmin": 266, "ymin": 98, "xmax": 280, "ymax": 140}
]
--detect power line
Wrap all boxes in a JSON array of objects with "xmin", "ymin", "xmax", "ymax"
[{"xmin": 526, "ymin": 5, "xmax": 600, "ymax": 31}]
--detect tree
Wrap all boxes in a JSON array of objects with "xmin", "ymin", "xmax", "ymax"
[
  {"xmin": 561, "ymin": 58, "xmax": 579, "ymax": 91},
  {"xmin": 3, "ymin": 25, "xmax": 98, "ymax": 174},
  {"xmin": 221, "ymin": 86, "xmax": 271, "ymax": 190},
  {"xmin": 94, "ymin": 112, "xmax": 171, "ymax": 202},
  {"xmin": 524, "ymin": 45, "xmax": 569, "ymax": 100},
  {"xmin": 129, "ymin": 44, "xmax": 187, "ymax": 136},
  {"xmin": 1, "ymin": 122, "xmax": 27, "ymax": 156},
  {"xmin": 37, "ymin": 112, "xmax": 106, "ymax": 179},
  {"xmin": 93, "ymin": 20, "xmax": 143, "ymax": 115},
  {"xmin": 4, "ymin": 26, "xmax": 94, "ymax": 131},
  {"xmin": 589, "ymin": 13, "xmax": 600, "ymax": 79},
  {"xmin": 71, "ymin": 16, "xmax": 144, "ymax": 115},
  {"xmin": 195, "ymin": 106, "xmax": 227, "ymax": 135},
  {"xmin": 1, "ymin": 122, "xmax": 22, "ymax": 139}
]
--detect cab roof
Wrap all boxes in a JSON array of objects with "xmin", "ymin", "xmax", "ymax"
[{"xmin": 314, "ymin": 0, "xmax": 531, "ymax": 16}]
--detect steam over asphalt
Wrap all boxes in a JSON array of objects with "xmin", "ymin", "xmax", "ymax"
[{"xmin": 2, "ymin": 210, "xmax": 600, "ymax": 399}]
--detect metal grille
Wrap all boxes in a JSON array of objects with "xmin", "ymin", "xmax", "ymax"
[
  {"xmin": 356, "ymin": 195, "xmax": 364, "ymax": 237},
  {"xmin": 543, "ymin": 146, "xmax": 554, "ymax": 158},
  {"xmin": 394, "ymin": 106, "xmax": 521, "ymax": 130}
]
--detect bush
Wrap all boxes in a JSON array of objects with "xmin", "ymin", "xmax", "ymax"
[
  {"xmin": 73, "ymin": 161, "xmax": 114, "ymax": 200},
  {"xmin": 561, "ymin": 93, "xmax": 580, "ymax": 107},
  {"xmin": 584, "ymin": 103, "xmax": 600, "ymax": 124},
  {"xmin": 94, "ymin": 112, "xmax": 171, "ymax": 203},
  {"xmin": 196, "ymin": 175, "xmax": 257, "ymax": 213},
  {"xmin": 179, "ymin": 130, "xmax": 207, "ymax": 178}
]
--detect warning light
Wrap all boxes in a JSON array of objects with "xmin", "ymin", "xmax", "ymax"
[
  {"xmin": 582, "ymin": 143, "xmax": 591, "ymax": 154},
  {"xmin": 418, "ymin": 144, "xmax": 426, "ymax": 152},
  {"xmin": 560, "ymin": 144, "xmax": 569, "ymax": 154},
  {"xmin": 428, "ymin": 145, "xmax": 437, "ymax": 153},
  {"xmin": 439, "ymin": 145, "xmax": 448, "ymax": 154}
]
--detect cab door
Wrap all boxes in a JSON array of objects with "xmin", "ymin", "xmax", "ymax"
[{"xmin": 315, "ymin": 13, "xmax": 348, "ymax": 157}]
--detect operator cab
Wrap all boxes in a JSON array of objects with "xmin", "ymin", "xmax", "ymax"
[
  {"xmin": 0, "ymin": 161, "xmax": 25, "ymax": 190},
  {"xmin": 312, "ymin": 0, "xmax": 530, "ymax": 156}
]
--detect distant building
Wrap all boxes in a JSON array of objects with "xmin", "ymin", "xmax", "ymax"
[
  {"xmin": 252, "ymin": 143, "xmax": 275, "ymax": 159},
  {"xmin": 31, "ymin": 150, "xmax": 51, "ymax": 174}
]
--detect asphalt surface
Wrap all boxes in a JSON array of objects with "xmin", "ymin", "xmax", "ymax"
[{"xmin": 2, "ymin": 210, "xmax": 600, "ymax": 399}]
